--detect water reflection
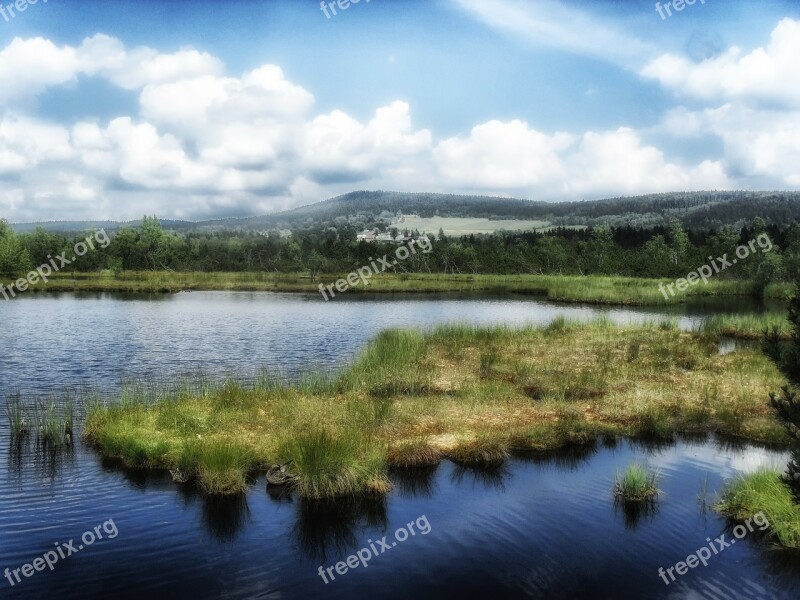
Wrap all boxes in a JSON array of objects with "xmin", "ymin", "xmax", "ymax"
[
  {"xmin": 292, "ymin": 495, "xmax": 388, "ymax": 562},
  {"xmin": 201, "ymin": 494, "xmax": 251, "ymax": 543},
  {"xmin": 391, "ymin": 465, "xmax": 439, "ymax": 499},
  {"xmin": 517, "ymin": 441, "xmax": 599, "ymax": 471},
  {"xmin": 614, "ymin": 498, "xmax": 659, "ymax": 529},
  {"xmin": 450, "ymin": 463, "xmax": 512, "ymax": 491},
  {"xmin": 6, "ymin": 436, "xmax": 75, "ymax": 483}
]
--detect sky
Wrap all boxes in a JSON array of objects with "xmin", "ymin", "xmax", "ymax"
[{"xmin": 0, "ymin": 0, "xmax": 799, "ymax": 222}]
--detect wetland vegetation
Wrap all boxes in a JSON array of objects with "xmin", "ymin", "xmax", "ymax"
[{"xmin": 82, "ymin": 319, "xmax": 788, "ymax": 496}]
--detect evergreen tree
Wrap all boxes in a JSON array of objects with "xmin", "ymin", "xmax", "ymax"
[{"xmin": 763, "ymin": 280, "xmax": 800, "ymax": 497}]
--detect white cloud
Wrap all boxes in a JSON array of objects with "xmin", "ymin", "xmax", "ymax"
[
  {"xmin": 642, "ymin": 18, "xmax": 800, "ymax": 107},
  {"xmin": 301, "ymin": 101, "xmax": 431, "ymax": 182},
  {"xmin": 0, "ymin": 34, "xmax": 223, "ymax": 104},
  {"xmin": 0, "ymin": 37, "xmax": 81, "ymax": 103},
  {"xmin": 140, "ymin": 65, "xmax": 314, "ymax": 135},
  {"xmin": 661, "ymin": 105, "xmax": 800, "ymax": 186},
  {"xmin": 434, "ymin": 123, "xmax": 730, "ymax": 198},
  {"xmin": 435, "ymin": 120, "xmax": 573, "ymax": 188},
  {"xmin": 564, "ymin": 128, "xmax": 731, "ymax": 196},
  {"xmin": 0, "ymin": 117, "xmax": 74, "ymax": 171}
]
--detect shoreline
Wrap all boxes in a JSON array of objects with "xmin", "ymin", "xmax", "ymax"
[{"xmin": 10, "ymin": 271, "xmax": 792, "ymax": 305}]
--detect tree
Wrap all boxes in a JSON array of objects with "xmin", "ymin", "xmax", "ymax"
[
  {"xmin": 0, "ymin": 219, "xmax": 32, "ymax": 276},
  {"xmin": 763, "ymin": 280, "xmax": 800, "ymax": 497},
  {"xmin": 306, "ymin": 250, "xmax": 326, "ymax": 281},
  {"xmin": 589, "ymin": 225, "xmax": 615, "ymax": 274},
  {"xmin": 668, "ymin": 219, "xmax": 690, "ymax": 273}
]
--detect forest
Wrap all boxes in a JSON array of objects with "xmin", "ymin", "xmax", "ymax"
[{"xmin": 0, "ymin": 215, "xmax": 793, "ymax": 288}]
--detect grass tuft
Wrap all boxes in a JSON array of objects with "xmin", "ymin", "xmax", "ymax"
[
  {"xmin": 716, "ymin": 469, "xmax": 800, "ymax": 548},
  {"xmin": 449, "ymin": 438, "xmax": 510, "ymax": 466},
  {"xmin": 614, "ymin": 463, "xmax": 659, "ymax": 501},
  {"xmin": 387, "ymin": 440, "xmax": 442, "ymax": 468},
  {"xmin": 195, "ymin": 439, "xmax": 253, "ymax": 495},
  {"xmin": 284, "ymin": 428, "xmax": 390, "ymax": 499}
]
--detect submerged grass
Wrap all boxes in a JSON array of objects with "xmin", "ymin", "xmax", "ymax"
[
  {"xmin": 85, "ymin": 320, "xmax": 788, "ymax": 497},
  {"xmin": 5, "ymin": 396, "xmax": 73, "ymax": 445},
  {"xmin": 5, "ymin": 395, "xmax": 27, "ymax": 437},
  {"xmin": 614, "ymin": 464, "xmax": 659, "ymax": 501},
  {"xmin": 716, "ymin": 470, "xmax": 800, "ymax": 548}
]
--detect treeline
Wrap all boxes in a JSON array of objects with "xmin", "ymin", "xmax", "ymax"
[{"xmin": 0, "ymin": 216, "xmax": 796, "ymax": 286}]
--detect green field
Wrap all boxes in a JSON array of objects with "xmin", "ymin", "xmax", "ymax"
[{"xmin": 392, "ymin": 216, "xmax": 571, "ymax": 236}]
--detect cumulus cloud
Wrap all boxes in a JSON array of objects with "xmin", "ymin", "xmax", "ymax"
[
  {"xmin": 302, "ymin": 102, "xmax": 431, "ymax": 183},
  {"xmin": 139, "ymin": 65, "xmax": 315, "ymax": 135},
  {"xmin": 563, "ymin": 128, "xmax": 731, "ymax": 196},
  {"xmin": 434, "ymin": 123, "xmax": 730, "ymax": 198},
  {"xmin": 645, "ymin": 18, "xmax": 800, "ymax": 189},
  {"xmin": 642, "ymin": 18, "xmax": 800, "ymax": 108},
  {"xmin": 435, "ymin": 120, "xmax": 573, "ymax": 189},
  {"xmin": 0, "ymin": 34, "xmax": 222, "ymax": 104},
  {"xmin": 661, "ymin": 105, "xmax": 800, "ymax": 186}
]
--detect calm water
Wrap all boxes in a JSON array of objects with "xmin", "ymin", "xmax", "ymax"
[
  {"xmin": 0, "ymin": 291, "xmax": 781, "ymax": 395},
  {"xmin": 0, "ymin": 292, "xmax": 797, "ymax": 599}
]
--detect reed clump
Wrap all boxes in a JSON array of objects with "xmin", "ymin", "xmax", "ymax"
[{"xmin": 614, "ymin": 464, "xmax": 659, "ymax": 501}]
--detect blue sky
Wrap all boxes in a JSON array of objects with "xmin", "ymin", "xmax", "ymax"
[{"xmin": 1, "ymin": 0, "xmax": 799, "ymax": 221}]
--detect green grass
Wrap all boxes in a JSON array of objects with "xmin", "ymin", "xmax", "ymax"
[
  {"xmin": 193, "ymin": 439, "xmax": 254, "ymax": 495},
  {"xmin": 700, "ymin": 313, "xmax": 791, "ymax": 340},
  {"xmin": 614, "ymin": 463, "xmax": 659, "ymax": 501},
  {"xmin": 21, "ymin": 271, "xmax": 792, "ymax": 309},
  {"xmin": 716, "ymin": 470, "xmax": 800, "ymax": 548},
  {"xmin": 283, "ymin": 429, "xmax": 390, "ymax": 499},
  {"xmin": 84, "ymin": 320, "xmax": 788, "ymax": 497}
]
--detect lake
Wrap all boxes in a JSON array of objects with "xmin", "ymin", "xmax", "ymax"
[{"xmin": 0, "ymin": 292, "xmax": 797, "ymax": 599}]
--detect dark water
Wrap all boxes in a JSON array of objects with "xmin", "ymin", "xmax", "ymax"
[
  {"xmin": 1, "ymin": 292, "xmax": 797, "ymax": 599},
  {"xmin": 2, "ymin": 435, "xmax": 797, "ymax": 599}
]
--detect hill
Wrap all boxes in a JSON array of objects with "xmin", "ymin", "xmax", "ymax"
[{"xmin": 9, "ymin": 190, "xmax": 800, "ymax": 234}]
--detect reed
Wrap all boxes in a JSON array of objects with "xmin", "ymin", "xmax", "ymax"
[{"xmin": 5, "ymin": 395, "xmax": 27, "ymax": 437}]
